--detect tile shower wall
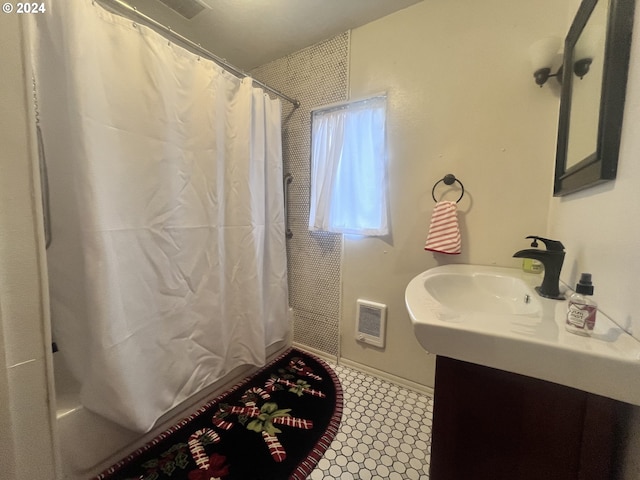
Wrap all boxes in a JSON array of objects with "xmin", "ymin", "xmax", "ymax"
[{"xmin": 251, "ymin": 33, "xmax": 350, "ymax": 356}]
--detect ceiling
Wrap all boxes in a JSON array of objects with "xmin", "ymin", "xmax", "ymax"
[{"xmin": 113, "ymin": 0, "xmax": 423, "ymax": 70}]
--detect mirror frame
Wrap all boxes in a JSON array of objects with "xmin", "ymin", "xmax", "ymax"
[{"xmin": 554, "ymin": 0, "xmax": 635, "ymax": 196}]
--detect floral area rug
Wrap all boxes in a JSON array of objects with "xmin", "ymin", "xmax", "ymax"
[{"xmin": 96, "ymin": 348, "xmax": 343, "ymax": 480}]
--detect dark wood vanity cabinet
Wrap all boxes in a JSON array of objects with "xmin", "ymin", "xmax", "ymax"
[{"xmin": 430, "ymin": 356, "xmax": 629, "ymax": 480}]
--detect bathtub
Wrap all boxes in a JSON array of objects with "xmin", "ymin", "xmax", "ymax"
[{"xmin": 54, "ymin": 339, "xmax": 291, "ymax": 479}]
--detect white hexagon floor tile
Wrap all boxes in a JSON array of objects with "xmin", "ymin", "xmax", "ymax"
[{"xmin": 308, "ymin": 363, "xmax": 433, "ymax": 479}]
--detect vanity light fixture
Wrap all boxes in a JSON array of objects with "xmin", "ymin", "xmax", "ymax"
[
  {"xmin": 529, "ymin": 36, "xmax": 593, "ymax": 86},
  {"xmin": 533, "ymin": 66, "xmax": 564, "ymax": 86},
  {"xmin": 571, "ymin": 23, "xmax": 602, "ymax": 81},
  {"xmin": 573, "ymin": 58, "xmax": 593, "ymax": 79},
  {"xmin": 529, "ymin": 36, "xmax": 563, "ymax": 87}
]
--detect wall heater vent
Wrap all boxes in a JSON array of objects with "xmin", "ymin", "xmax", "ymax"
[{"xmin": 355, "ymin": 299, "xmax": 387, "ymax": 348}]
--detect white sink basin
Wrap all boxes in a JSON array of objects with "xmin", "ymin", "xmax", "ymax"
[
  {"xmin": 423, "ymin": 270, "xmax": 540, "ymax": 315},
  {"xmin": 406, "ymin": 264, "xmax": 640, "ymax": 406}
]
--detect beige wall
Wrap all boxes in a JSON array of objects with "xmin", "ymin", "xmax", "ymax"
[
  {"xmin": 342, "ymin": 0, "xmax": 570, "ymax": 385},
  {"xmin": 0, "ymin": 15, "xmax": 58, "ymax": 479},
  {"xmin": 548, "ymin": 5, "xmax": 640, "ymax": 478}
]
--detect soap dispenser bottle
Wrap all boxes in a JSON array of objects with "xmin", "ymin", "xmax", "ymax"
[{"xmin": 565, "ymin": 273, "xmax": 597, "ymax": 336}]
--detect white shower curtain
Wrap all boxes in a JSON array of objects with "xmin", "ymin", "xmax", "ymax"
[{"xmin": 32, "ymin": 0, "xmax": 289, "ymax": 432}]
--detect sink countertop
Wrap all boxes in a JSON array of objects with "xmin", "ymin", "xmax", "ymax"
[{"xmin": 406, "ymin": 264, "xmax": 640, "ymax": 406}]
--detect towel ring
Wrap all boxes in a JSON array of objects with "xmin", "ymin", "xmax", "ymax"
[{"xmin": 431, "ymin": 174, "xmax": 465, "ymax": 203}]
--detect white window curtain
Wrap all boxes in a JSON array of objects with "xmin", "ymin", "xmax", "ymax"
[{"xmin": 309, "ymin": 95, "xmax": 388, "ymax": 236}]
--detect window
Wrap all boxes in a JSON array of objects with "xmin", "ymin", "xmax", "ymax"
[{"xmin": 308, "ymin": 95, "xmax": 388, "ymax": 236}]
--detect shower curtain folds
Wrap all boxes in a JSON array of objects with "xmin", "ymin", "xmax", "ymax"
[
  {"xmin": 100, "ymin": 0, "xmax": 300, "ymax": 108},
  {"xmin": 32, "ymin": 0, "xmax": 289, "ymax": 432}
]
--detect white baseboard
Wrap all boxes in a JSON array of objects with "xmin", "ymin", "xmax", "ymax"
[
  {"xmin": 293, "ymin": 342, "xmax": 434, "ymax": 397},
  {"xmin": 337, "ymin": 357, "xmax": 434, "ymax": 397},
  {"xmin": 292, "ymin": 342, "xmax": 338, "ymax": 364}
]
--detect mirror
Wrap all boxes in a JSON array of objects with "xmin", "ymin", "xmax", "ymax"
[{"xmin": 554, "ymin": 0, "xmax": 635, "ymax": 196}]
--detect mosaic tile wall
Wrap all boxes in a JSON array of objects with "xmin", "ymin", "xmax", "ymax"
[{"xmin": 251, "ymin": 32, "xmax": 350, "ymax": 356}]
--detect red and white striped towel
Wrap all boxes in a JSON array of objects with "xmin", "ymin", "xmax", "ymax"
[{"xmin": 424, "ymin": 201, "xmax": 461, "ymax": 254}]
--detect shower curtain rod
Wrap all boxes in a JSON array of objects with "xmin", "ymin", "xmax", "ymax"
[{"xmin": 100, "ymin": 0, "xmax": 301, "ymax": 108}]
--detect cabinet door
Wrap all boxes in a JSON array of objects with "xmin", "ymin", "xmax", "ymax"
[{"xmin": 429, "ymin": 356, "xmax": 621, "ymax": 480}]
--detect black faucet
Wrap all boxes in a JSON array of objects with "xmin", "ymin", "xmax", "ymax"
[{"xmin": 513, "ymin": 236, "xmax": 566, "ymax": 300}]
